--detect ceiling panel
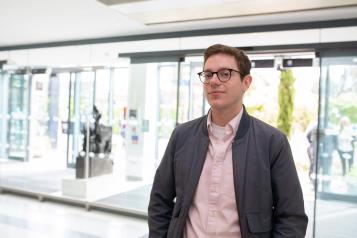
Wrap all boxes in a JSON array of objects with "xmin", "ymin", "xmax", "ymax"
[
  {"xmin": 105, "ymin": 0, "xmax": 357, "ymax": 25},
  {"xmin": 0, "ymin": 0, "xmax": 356, "ymax": 47}
]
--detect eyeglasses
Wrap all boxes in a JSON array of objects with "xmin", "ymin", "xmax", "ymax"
[{"xmin": 197, "ymin": 68, "xmax": 242, "ymax": 84}]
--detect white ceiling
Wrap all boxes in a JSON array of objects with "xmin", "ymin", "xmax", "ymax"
[{"xmin": 0, "ymin": 0, "xmax": 357, "ymax": 48}]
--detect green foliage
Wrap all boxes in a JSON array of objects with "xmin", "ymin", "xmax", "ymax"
[
  {"xmin": 277, "ymin": 69, "xmax": 295, "ymax": 138},
  {"xmin": 293, "ymin": 107, "xmax": 315, "ymax": 132},
  {"xmin": 348, "ymin": 166, "xmax": 357, "ymax": 177},
  {"xmin": 246, "ymin": 104, "xmax": 278, "ymax": 126},
  {"xmin": 246, "ymin": 105, "xmax": 264, "ymax": 114},
  {"xmin": 330, "ymin": 101, "xmax": 357, "ymax": 125}
]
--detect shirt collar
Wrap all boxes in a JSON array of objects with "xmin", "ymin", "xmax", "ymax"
[{"xmin": 207, "ymin": 108, "xmax": 243, "ymax": 136}]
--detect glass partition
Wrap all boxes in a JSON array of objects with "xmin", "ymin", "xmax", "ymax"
[
  {"xmin": 0, "ymin": 70, "xmax": 8, "ymax": 188},
  {"xmin": 0, "ymin": 70, "xmax": 9, "ymax": 160},
  {"xmin": 178, "ymin": 57, "xmax": 205, "ymax": 123},
  {"xmin": 68, "ymin": 71, "xmax": 95, "ymax": 167},
  {"xmin": 314, "ymin": 52, "xmax": 357, "ymax": 237},
  {"xmin": 245, "ymin": 56, "xmax": 319, "ymax": 238},
  {"xmin": 0, "ymin": 68, "xmax": 111, "ymax": 194},
  {"xmin": 8, "ymin": 72, "xmax": 31, "ymax": 161},
  {"xmin": 157, "ymin": 63, "xmax": 179, "ymax": 160},
  {"xmin": 30, "ymin": 73, "xmax": 51, "ymax": 160}
]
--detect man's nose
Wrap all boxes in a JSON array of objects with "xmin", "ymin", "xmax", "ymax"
[{"xmin": 209, "ymin": 73, "xmax": 221, "ymax": 85}]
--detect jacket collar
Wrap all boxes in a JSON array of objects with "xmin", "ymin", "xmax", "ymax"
[{"xmin": 202, "ymin": 105, "xmax": 251, "ymax": 140}]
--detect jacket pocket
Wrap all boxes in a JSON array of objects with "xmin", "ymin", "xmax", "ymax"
[
  {"xmin": 246, "ymin": 212, "xmax": 272, "ymax": 233},
  {"xmin": 172, "ymin": 199, "xmax": 182, "ymax": 217},
  {"xmin": 168, "ymin": 199, "xmax": 182, "ymax": 237}
]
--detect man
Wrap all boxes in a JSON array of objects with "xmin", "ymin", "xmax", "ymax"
[{"xmin": 148, "ymin": 44, "xmax": 308, "ymax": 238}]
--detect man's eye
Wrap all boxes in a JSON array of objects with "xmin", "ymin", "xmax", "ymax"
[
  {"xmin": 203, "ymin": 73, "xmax": 213, "ymax": 78},
  {"xmin": 219, "ymin": 71, "xmax": 230, "ymax": 77}
]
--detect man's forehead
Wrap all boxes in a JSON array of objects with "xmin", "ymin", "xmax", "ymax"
[{"xmin": 204, "ymin": 54, "xmax": 238, "ymax": 69}]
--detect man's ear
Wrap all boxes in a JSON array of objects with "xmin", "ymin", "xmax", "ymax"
[{"xmin": 242, "ymin": 74, "xmax": 252, "ymax": 92}]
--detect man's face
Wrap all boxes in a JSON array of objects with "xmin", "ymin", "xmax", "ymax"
[{"xmin": 203, "ymin": 53, "xmax": 251, "ymax": 112}]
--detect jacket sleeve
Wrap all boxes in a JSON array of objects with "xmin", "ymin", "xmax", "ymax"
[
  {"xmin": 270, "ymin": 133, "xmax": 308, "ymax": 238},
  {"xmin": 148, "ymin": 128, "xmax": 178, "ymax": 238}
]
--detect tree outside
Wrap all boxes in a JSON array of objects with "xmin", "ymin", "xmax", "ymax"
[{"xmin": 277, "ymin": 69, "xmax": 295, "ymax": 138}]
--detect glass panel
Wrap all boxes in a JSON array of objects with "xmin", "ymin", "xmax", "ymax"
[
  {"xmin": 0, "ymin": 71, "xmax": 9, "ymax": 160},
  {"xmin": 0, "ymin": 70, "xmax": 8, "ymax": 187},
  {"xmin": 66, "ymin": 72, "xmax": 76, "ymax": 166},
  {"xmin": 178, "ymin": 58, "xmax": 204, "ymax": 123},
  {"xmin": 94, "ymin": 69, "xmax": 110, "ymax": 124},
  {"xmin": 246, "ymin": 57, "xmax": 319, "ymax": 238},
  {"xmin": 157, "ymin": 63, "xmax": 178, "ymax": 161},
  {"xmin": 315, "ymin": 55, "xmax": 357, "ymax": 237},
  {"xmin": 111, "ymin": 67, "xmax": 129, "ymax": 173},
  {"xmin": 57, "ymin": 72, "xmax": 72, "ymax": 167},
  {"xmin": 0, "ymin": 72, "xmax": 29, "ymax": 191},
  {"xmin": 7, "ymin": 73, "xmax": 30, "ymax": 161},
  {"xmin": 30, "ymin": 73, "xmax": 51, "ymax": 160},
  {"xmin": 245, "ymin": 67, "xmax": 280, "ymax": 125},
  {"xmin": 177, "ymin": 62, "xmax": 190, "ymax": 123},
  {"xmin": 68, "ymin": 71, "xmax": 95, "ymax": 166},
  {"xmin": 0, "ymin": 70, "xmax": 76, "ymax": 193},
  {"xmin": 93, "ymin": 62, "xmax": 178, "ymax": 214}
]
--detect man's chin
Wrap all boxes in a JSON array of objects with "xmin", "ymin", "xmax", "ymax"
[
  {"xmin": 208, "ymin": 98, "xmax": 223, "ymax": 105},
  {"xmin": 209, "ymin": 102, "xmax": 225, "ymax": 110}
]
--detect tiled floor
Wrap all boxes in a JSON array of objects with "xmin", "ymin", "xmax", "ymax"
[
  {"xmin": 0, "ymin": 193, "xmax": 148, "ymax": 238},
  {"xmin": 2, "ymin": 181, "xmax": 357, "ymax": 237},
  {"xmin": 96, "ymin": 185, "xmax": 151, "ymax": 213},
  {"xmin": 0, "ymin": 158, "xmax": 151, "ymax": 214},
  {"xmin": 1, "ymin": 154, "xmax": 357, "ymax": 237}
]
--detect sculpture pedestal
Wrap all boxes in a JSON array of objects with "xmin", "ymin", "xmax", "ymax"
[
  {"xmin": 75, "ymin": 155, "xmax": 113, "ymax": 179},
  {"xmin": 62, "ymin": 175, "xmax": 116, "ymax": 199}
]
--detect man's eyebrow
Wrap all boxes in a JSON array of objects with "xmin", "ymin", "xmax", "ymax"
[{"xmin": 203, "ymin": 67, "xmax": 229, "ymax": 72}]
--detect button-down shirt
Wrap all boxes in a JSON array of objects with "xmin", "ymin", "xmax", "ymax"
[{"xmin": 184, "ymin": 109, "xmax": 243, "ymax": 238}]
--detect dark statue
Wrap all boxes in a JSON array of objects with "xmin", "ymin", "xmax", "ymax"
[
  {"xmin": 82, "ymin": 106, "xmax": 112, "ymax": 154},
  {"xmin": 76, "ymin": 106, "xmax": 113, "ymax": 178}
]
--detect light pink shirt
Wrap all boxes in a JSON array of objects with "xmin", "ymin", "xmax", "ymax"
[{"xmin": 184, "ymin": 109, "xmax": 243, "ymax": 238}]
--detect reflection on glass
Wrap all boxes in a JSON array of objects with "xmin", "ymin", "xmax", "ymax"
[
  {"xmin": 318, "ymin": 61, "xmax": 357, "ymax": 196},
  {"xmin": 8, "ymin": 73, "xmax": 30, "ymax": 161},
  {"xmin": 315, "ymin": 55, "xmax": 357, "ymax": 238}
]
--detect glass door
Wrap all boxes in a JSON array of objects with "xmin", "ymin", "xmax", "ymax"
[
  {"xmin": 178, "ymin": 57, "xmax": 205, "ymax": 124},
  {"xmin": 123, "ymin": 61, "xmax": 179, "ymax": 181},
  {"xmin": 314, "ymin": 51, "xmax": 357, "ymax": 237},
  {"xmin": 66, "ymin": 70, "xmax": 95, "ymax": 167},
  {"xmin": 30, "ymin": 71, "xmax": 52, "ymax": 160},
  {"xmin": 155, "ymin": 63, "xmax": 179, "ymax": 161},
  {"xmin": 7, "ymin": 71, "xmax": 31, "ymax": 161},
  {"xmin": 0, "ymin": 70, "xmax": 9, "ymax": 160},
  {"xmin": 111, "ymin": 67, "xmax": 129, "ymax": 160}
]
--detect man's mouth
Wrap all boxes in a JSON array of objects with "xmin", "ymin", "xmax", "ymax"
[{"xmin": 209, "ymin": 91, "xmax": 224, "ymax": 94}]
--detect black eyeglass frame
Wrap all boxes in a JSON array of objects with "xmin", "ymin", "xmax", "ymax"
[{"xmin": 197, "ymin": 68, "xmax": 243, "ymax": 84}]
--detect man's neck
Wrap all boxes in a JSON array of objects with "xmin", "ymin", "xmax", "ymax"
[{"xmin": 210, "ymin": 105, "xmax": 243, "ymax": 126}]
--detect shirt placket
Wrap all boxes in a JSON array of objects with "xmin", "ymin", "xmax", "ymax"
[{"xmin": 207, "ymin": 141, "xmax": 225, "ymax": 233}]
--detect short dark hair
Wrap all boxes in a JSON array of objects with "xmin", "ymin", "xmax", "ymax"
[{"xmin": 203, "ymin": 44, "xmax": 251, "ymax": 77}]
